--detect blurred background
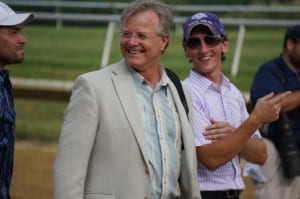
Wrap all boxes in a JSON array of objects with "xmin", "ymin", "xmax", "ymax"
[{"xmin": 3, "ymin": 0, "xmax": 300, "ymax": 198}]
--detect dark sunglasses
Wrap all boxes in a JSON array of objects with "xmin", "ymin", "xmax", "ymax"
[{"xmin": 186, "ymin": 35, "xmax": 224, "ymax": 49}]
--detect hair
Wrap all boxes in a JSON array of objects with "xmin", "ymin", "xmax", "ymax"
[
  {"xmin": 120, "ymin": 0, "xmax": 173, "ymax": 37},
  {"xmin": 283, "ymin": 25, "xmax": 300, "ymax": 49}
]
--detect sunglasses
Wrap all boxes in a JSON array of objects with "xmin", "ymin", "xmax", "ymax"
[{"xmin": 186, "ymin": 35, "xmax": 224, "ymax": 49}]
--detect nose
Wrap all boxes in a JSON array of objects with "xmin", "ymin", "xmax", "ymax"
[
  {"xmin": 18, "ymin": 32, "xmax": 27, "ymax": 44},
  {"xmin": 127, "ymin": 35, "xmax": 139, "ymax": 45},
  {"xmin": 198, "ymin": 38, "xmax": 209, "ymax": 51}
]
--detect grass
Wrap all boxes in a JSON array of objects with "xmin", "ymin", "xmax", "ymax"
[{"xmin": 11, "ymin": 25, "xmax": 285, "ymax": 141}]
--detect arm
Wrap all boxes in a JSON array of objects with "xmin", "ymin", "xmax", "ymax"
[
  {"xmin": 204, "ymin": 121, "xmax": 267, "ymax": 165},
  {"xmin": 196, "ymin": 92, "xmax": 289, "ymax": 171},
  {"xmin": 203, "ymin": 119, "xmax": 234, "ymax": 142},
  {"xmin": 240, "ymin": 138, "xmax": 267, "ymax": 165},
  {"xmin": 281, "ymin": 90, "xmax": 300, "ymax": 113},
  {"xmin": 54, "ymin": 75, "xmax": 98, "ymax": 199}
]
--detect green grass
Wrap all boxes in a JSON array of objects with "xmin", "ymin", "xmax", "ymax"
[
  {"xmin": 11, "ymin": 25, "xmax": 285, "ymax": 141},
  {"xmin": 15, "ymin": 99, "xmax": 67, "ymax": 141}
]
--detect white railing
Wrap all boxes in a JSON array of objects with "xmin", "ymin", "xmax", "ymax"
[
  {"xmin": 5, "ymin": 0, "xmax": 300, "ymax": 76},
  {"xmin": 3, "ymin": 0, "xmax": 300, "ymax": 102}
]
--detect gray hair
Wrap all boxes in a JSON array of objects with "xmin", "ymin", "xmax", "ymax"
[{"xmin": 120, "ymin": 0, "xmax": 173, "ymax": 37}]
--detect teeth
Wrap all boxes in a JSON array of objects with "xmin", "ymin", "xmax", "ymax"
[
  {"xmin": 127, "ymin": 48, "xmax": 143, "ymax": 54},
  {"xmin": 200, "ymin": 56, "xmax": 210, "ymax": 60}
]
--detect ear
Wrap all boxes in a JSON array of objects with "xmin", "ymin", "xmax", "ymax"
[
  {"xmin": 286, "ymin": 39, "xmax": 295, "ymax": 52},
  {"xmin": 160, "ymin": 36, "xmax": 169, "ymax": 52},
  {"xmin": 182, "ymin": 42, "xmax": 190, "ymax": 57},
  {"xmin": 222, "ymin": 38, "xmax": 230, "ymax": 54}
]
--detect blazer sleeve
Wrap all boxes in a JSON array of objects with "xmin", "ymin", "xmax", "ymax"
[{"xmin": 54, "ymin": 74, "xmax": 99, "ymax": 199}]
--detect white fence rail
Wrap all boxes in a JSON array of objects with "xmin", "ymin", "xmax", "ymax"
[
  {"xmin": 5, "ymin": 0, "xmax": 300, "ymax": 75},
  {"xmin": 3, "ymin": 0, "xmax": 300, "ymax": 102}
]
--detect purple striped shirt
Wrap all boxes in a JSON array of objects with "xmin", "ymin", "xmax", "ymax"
[{"xmin": 183, "ymin": 70, "xmax": 261, "ymax": 191}]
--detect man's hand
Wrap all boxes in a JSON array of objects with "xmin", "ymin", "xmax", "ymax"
[
  {"xmin": 204, "ymin": 119, "xmax": 234, "ymax": 142},
  {"xmin": 250, "ymin": 91, "xmax": 291, "ymax": 127}
]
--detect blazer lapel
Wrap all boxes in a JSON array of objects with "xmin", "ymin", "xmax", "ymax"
[
  {"xmin": 168, "ymin": 80, "xmax": 191, "ymax": 150},
  {"xmin": 111, "ymin": 60, "xmax": 149, "ymax": 166}
]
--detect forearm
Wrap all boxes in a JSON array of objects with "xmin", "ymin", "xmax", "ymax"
[
  {"xmin": 197, "ymin": 92, "xmax": 288, "ymax": 170},
  {"xmin": 241, "ymin": 138, "xmax": 267, "ymax": 165},
  {"xmin": 197, "ymin": 115, "xmax": 260, "ymax": 170},
  {"xmin": 281, "ymin": 90, "xmax": 300, "ymax": 113}
]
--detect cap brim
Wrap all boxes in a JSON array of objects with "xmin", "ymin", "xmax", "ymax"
[
  {"xmin": 185, "ymin": 23, "xmax": 219, "ymax": 40},
  {"xmin": 0, "ymin": 13, "xmax": 33, "ymax": 26}
]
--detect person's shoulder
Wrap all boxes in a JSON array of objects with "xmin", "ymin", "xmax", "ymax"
[
  {"xmin": 259, "ymin": 56, "xmax": 281, "ymax": 71},
  {"xmin": 78, "ymin": 60, "xmax": 125, "ymax": 80},
  {"xmin": 182, "ymin": 76, "xmax": 191, "ymax": 85},
  {"xmin": 182, "ymin": 71, "xmax": 197, "ymax": 88},
  {"xmin": 228, "ymin": 81, "xmax": 244, "ymax": 98}
]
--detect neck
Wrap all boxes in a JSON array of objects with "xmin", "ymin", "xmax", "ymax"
[
  {"xmin": 203, "ymin": 71, "xmax": 223, "ymax": 86},
  {"xmin": 134, "ymin": 65, "xmax": 162, "ymax": 88}
]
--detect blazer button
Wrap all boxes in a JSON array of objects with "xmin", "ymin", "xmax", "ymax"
[{"xmin": 145, "ymin": 166, "xmax": 149, "ymax": 174}]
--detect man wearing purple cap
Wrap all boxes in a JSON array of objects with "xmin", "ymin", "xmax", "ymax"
[
  {"xmin": 250, "ymin": 25, "xmax": 300, "ymax": 199},
  {"xmin": 182, "ymin": 12, "xmax": 289, "ymax": 199},
  {"xmin": 0, "ymin": 2, "xmax": 33, "ymax": 199}
]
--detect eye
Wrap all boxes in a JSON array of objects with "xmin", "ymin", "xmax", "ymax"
[
  {"xmin": 137, "ymin": 33, "xmax": 149, "ymax": 40},
  {"xmin": 204, "ymin": 36, "xmax": 223, "ymax": 47},
  {"xmin": 120, "ymin": 31, "xmax": 131, "ymax": 39},
  {"xmin": 186, "ymin": 38, "xmax": 201, "ymax": 49}
]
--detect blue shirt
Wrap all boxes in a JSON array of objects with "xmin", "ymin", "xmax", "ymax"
[
  {"xmin": 251, "ymin": 56, "xmax": 300, "ymax": 147},
  {"xmin": 0, "ymin": 69, "xmax": 15, "ymax": 199},
  {"xmin": 129, "ymin": 66, "xmax": 182, "ymax": 199}
]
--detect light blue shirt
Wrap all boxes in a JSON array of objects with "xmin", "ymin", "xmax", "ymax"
[{"xmin": 129, "ymin": 66, "xmax": 181, "ymax": 199}]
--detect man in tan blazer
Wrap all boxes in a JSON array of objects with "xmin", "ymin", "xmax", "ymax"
[
  {"xmin": 54, "ymin": 1, "xmax": 200, "ymax": 198},
  {"xmin": 54, "ymin": 1, "xmax": 289, "ymax": 199}
]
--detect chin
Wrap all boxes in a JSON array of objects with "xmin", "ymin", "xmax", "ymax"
[
  {"xmin": 126, "ymin": 58, "xmax": 142, "ymax": 68},
  {"xmin": 15, "ymin": 57, "xmax": 24, "ymax": 64}
]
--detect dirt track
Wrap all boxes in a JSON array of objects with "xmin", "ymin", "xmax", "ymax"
[
  {"xmin": 11, "ymin": 141, "xmax": 56, "ymax": 199},
  {"xmin": 11, "ymin": 141, "xmax": 254, "ymax": 199}
]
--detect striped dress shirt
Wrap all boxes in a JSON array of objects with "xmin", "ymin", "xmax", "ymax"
[
  {"xmin": 129, "ymin": 66, "xmax": 182, "ymax": 199},
  {"xmin": 183, "ymin": 70, "xmax": 261, "ymax": 191}
]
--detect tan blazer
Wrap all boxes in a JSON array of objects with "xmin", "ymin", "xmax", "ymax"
[{"xmin": 54, "ymin": 59, "xmax": 201, "ymax": 199}]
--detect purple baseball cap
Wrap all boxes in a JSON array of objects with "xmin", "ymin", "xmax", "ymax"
[{"xmin": 183, "ymin": 12, "xmax": 226, "ymax": 41}]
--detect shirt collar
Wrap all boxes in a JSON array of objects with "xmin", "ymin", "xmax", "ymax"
[
  {"xmin": 189, "ymin": 70, "xmax": 231, "ymax": 93},
  {"xmin": 0, "ymin": 69, "xmax": 9, "ymax": 79},
  {"xmin": 0, "ymin": 69, "xmax": 10, "ymax": 87},
  {"xmin": 127, "ymin": 64, "xmax": 169, "ymax": 89}
]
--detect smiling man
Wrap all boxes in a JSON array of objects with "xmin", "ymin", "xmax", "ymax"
[
  {"xmin": 182, "ymin": 12, "xmax": 289, "ymax": 199},
  {"xmin": 0, "ymin": 2, "xmax": 33, "ymax": 199},
  {"xmin": 54, "ymin": 1, "xmax": 200, "ymax": 199}
]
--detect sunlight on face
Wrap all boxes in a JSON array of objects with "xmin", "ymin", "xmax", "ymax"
[{"xmin": 120, "ymin": 10, "xmax": 168, "ymax": 72}]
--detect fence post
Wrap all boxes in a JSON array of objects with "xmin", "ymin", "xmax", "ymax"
[
  {"xmin": 101, "ymin": 21, "xmax": 116, "ymax": 68},
  {"xmin": 231, "ymin": 24, "xmax": 246, "ymax": 77},
  {"xmin": 55, "ymin": 7, "xmax": 63, "ymax": 30}
]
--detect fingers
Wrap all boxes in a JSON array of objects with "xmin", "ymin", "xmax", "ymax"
[
  {"xmin": 204, "ymin": 133, "xmax": 227, "ymax": 141},
  {"xmin": 206, "ymin": 119, "xmax": 230, "ymax": 130},
  {"xmin": 258, "ymin": 92, "xmax": 274, "ymax": 101},
  {"xmin": 204, "ymin": 120, "xmax": 233, "ymax": 141},
  {"xmin": 267, "ymin": 91, "xmax": 291, "ymax": 113},
  {"xmin": 273, "ymin": 91, "xmax": 291, "ymax": 103},
  {"xmin": 252, "ymin": 91, "xmax": 291, "ymax": 125}
]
